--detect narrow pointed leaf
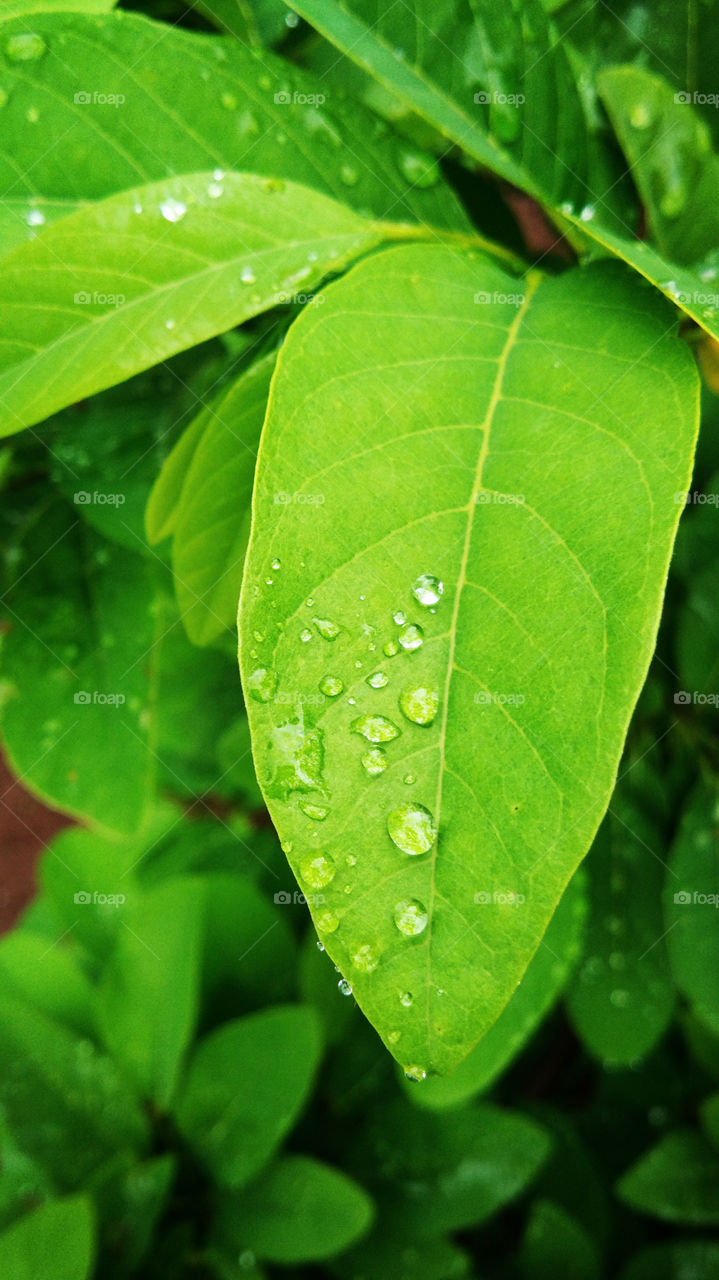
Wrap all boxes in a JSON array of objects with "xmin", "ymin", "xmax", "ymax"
[{"xmin": 240, "ymin": 243, "xmax": 698, "ymax": 1074}]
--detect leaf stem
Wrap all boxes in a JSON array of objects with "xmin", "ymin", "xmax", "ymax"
[{"xmin": 373, "ymin": 219, "xmax": 527, "ymax": 273}]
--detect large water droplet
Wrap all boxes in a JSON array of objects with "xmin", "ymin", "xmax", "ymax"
[
  {"xmin": 366, "ymin": 671, "xmax": 388, "ymax": 688},
  {"xmin": 399, "ymin": 683, "xmax": 439, "ymax": 726},
  {"xmin": 160, "ymin": 197, "xmax": 187, "ymax": 223},
  {"xmin": 351, "ymin": 714, "xmax": 400, "ymax": 743},
  {"xmin": 394, "ymin": 898, "xmax": 428, "ymax": 936},
  {"xmin": 398, "ymin": 623, "xmax": 423, "ymax": 651},
  {"xmin": 387, "ymin": 802, "xmax": 437, "ymax": 855},
  {"xmin": 266, "ymin": 718, "xmax": 323, "ymax": 797},
  {"xmin": 361, "ymin": 747, "xmax": 387, "ymax": 776},
  {"xmin": 319, "ymin": 675, "xmax": 343, "ymax": 697},
  {"xmin": 247, "ymin": 667, "xmax": 277, "ymax": 703},
  {"xmin": 5, "ymin": 33, "xmax": 46, "ymax": 62},
  {"xmin": 299, "ymin": 852, "xmax": 336, "ymax": 889},
  {"xmin": 412, "ymin": 573, "xmax": 443, "ymax": 606},
  {"xmin": 351, "ymin": 943, "xmax": 379, "ymax": 973},
  {"xmin": 300, "ymin": 800, "xmax": 329, "ymax": 821},
  {"xmin": 313, "ymin": 617, "xmax": 341, "ymax": 640}
]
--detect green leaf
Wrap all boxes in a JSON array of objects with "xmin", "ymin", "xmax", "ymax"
[
  {"xmin": 214, "ymin": 1156, "xmax": 374, "ymax": 1263},
  {"xmin": 0, "ymin": 0, "xmax": 114, "ymax": 16},
  {"xmin": 0, "ymin": 172, "xmax": 382, "ymax": 436},
  {"xmin": 169, "ymin": 352, "xmax": 276, "ymax": 645},
  {"xmin": 240, "ymin": 244, "xmax": 699, "ymax": 1073},
  {"xmin": 620, "ymin": 1240, "xmax": 719, "ymax": 1280},
  {"xmin": 0, "ymin": 11, "xmax": 467, "ymax": 230},
  {"xmin": 145, "ymin": 409, "xmax": 214, "ymax": 546},
  {"xmin": 0, "ymin": 1116, "xmax": 54, "ymax": 1233},
  {"xmin": 616, "ymin": 1129, "xmax": 719, "ymax": 1225},
  {"xmin": 199, "ymin": 874, "xmax": 296, "ymax": 1011},
  {"xmin": 598, "ymin": 66, "xmax": 719, "ymax": 267},
  {"xmin": 402, "ymin": 869, "xmax": 586, "ymax": 1108},
  {"xmin": 89, "ymin": 1154, "xmax": 175, "ymax": 1278},
  {"xmin": 95, "ymin": 878, "xmax": 204, "ymax": 1106},
  {"xmin": 175, "ymin": 1006, "xmax": 322, "ymax": 1188},
  {"xmin": 663, "ymin": 783, "xmax": 719, "ymax": 1034},
  {"xmin": 360, "ymin": 1101, "xmax": 550, "ymax": 1234},
  {"xmin": 520, "ymin": 1199, "xmax": 600, "ymax": 1280},
  {"xmin": 0, "ymin": 1196, "xmax": 94, "ymax": 1280},
  {"xmin": 0, "ymin": 930, "xmax": 94, "ymax": 1035},
  {"xmin": 0, "ymin": 993, "xmax": 149, "ymax": 1189},
  {"xmin": 566, "ymin": 785, "xmax": 675, "ymax": 1065},
  {"xmin": 0, "ymin": 500, "xmax": 160, "ymax": 833},
  {"xmin": 191, "ymin": 0, "xmax": 288, "ymax": 45}
]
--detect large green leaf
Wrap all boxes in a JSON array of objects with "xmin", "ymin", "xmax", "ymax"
[
  {"xmin": 0, "ymin": 10, "xmax": 467, "ymax": 229},
  {"xmin": 240, "ymin": 244, "xmax": 698, "ymax": 1074},
  {"xmin": 0, "ymin": 172, "xmax": 382, "ymax": 436},
  {"xmin": 0, "ymin": 1196, "xmax": 94, "ymax": 1280}
]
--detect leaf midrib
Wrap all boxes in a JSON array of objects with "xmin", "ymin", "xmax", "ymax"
[{"xmin": 425, "ymin": 274, "xmax": 542, "ymax": 1047}]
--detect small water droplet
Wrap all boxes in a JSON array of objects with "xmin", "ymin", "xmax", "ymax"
[
  {"xmin": 340, "ymin": 162, "xmax": 359, "ymax": 186},
  {"xmin": 393, "ymin": 609, "xmax": 407, "ymax": 625},
  {"xmin": 403, "ymin": 773, "xmax": 416, "ymax": 785},
  {"xmin": 366, "ymin": 671, "xmax": 388, "ymax": 688},
  {"xmin": 394, "ymin": 899, "xmax": 428, "ymax": 936},
  {"xmin": 383, "ymin": 639, "xmax": 399, "ymax": 657},
  {"xmin": 412, "ymin": 573, "xmax": 443, "ymax": 606},
  {"xmin": 316, "ymin": 940, "xmax": 325, "ymax": 951},
  {"xmin": 271, "ymin": 557, "xmax": 281, "ymax": 570},
  {"xmin": 246, "ymin": 667, "xmax": 277, "ymax": 703},
  {"xmin": 241, "ymin": 265, "xmax": 256, "ymax": 284},
  {"xmin": 313, "ymin": 617, "xmax": 341, "ymax": 640},
  {"xmin": 317, "ymin": 910, "xmax": 339, "ymax": 933},
  {"xmin": 305, "ymin": 596, "xmax": 315, "ymax": 608},
  {"xmin": 387, "ymin": 802, "xmax": 437, "ymax": 855},
  {"xmin": 300, "ymin": 628, "xmax": 313, "ymax": 643},
  {"xmin": 5, "ymin": 33, "xmax": 46, "ymax": 62},
  {"xmin": 207, "ymin": 181, "xmax": 223, "ymax": 198},
  {"xmin": 285, "ymin": 9, "xmax": 300, "ymax": 26},
  {"xmin": 362, "ymin": 747, "xmax": 387, "ymax": 776},
  {"xmin": 164, "ymin": 318, "xmax": 175, "ymax": 330},
  {"xmin": 351, "ymin": 714, "xmax": 400, "ymax": 743},
  {"xmin": 351, "ymin": 943, "xmax": 379, "ymax": 973},
  {"xmin": 399, "ymin": 683, "xmax": 439, "ymax": 726},
  {"xmin": 280, "ymin": 840, "xmax": 293, "ymax": 854},
  {"xmin": 300, "ymin": 852, "xmax": 336, "ymax": 889},
  {"xmin": 404, "ymin": 1064, "xmax": 427, "ymax": 1081},
  {"xmin": 630, "ymin": 102, "xmax": 653, "ymax": 129},
  {"xmin": 397, "ymin": 146, "xmax": 438, "ymax": 188},
  {"xmin": 26, "ymin": 106, "xmax": 39, "ymax": 123},
  {"xmin": 387, "ymin": 1030, "xmax": 401, "ymax": 1044},
  {"xmin": 659, "ymin": 184, "xmax": 688, "ymax": 219},
  {"xmin": 300, "ymin": 800, "xmax": 329, "ymax": 821},
  {"xmin": 610, "ymin": 988, "xmax": 630, "ymax": 1008},
  {"xmin": 319, "ymin": 675, "xmax": 343, "ymax": 697},
  {"xmin": 221, "ymin": 91, "xmax": 237, "ymax": 109},
  {"xmin": 399, "ymin": 991, "xmax": 413, "ymax": 1008},
  {"xmin": 338, "ymin": 978, "xmax": 353, "ymax": 996},
  {"xmin": 609, "ymin": 951, "xmax": 625, "ymax": 971},
  {"xmin": 398, "ymin": 623, "xmax": 424, "ymax": 651},
  {"xmin": 579, "ymin": 204, "xmax": 595, "ymax": 222},
  {"xmin": 160, "ymin": 197, "xmax": 187, "ymax": 223},
  {"xmin": 346, "ymin": 854, "xmax": 357, "ymax": 867}
]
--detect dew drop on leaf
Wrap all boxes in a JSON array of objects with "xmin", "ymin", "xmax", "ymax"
[
  {"xmin": 383, "ymin": 639, "xmax": 399, "ymax": 657},
  {"xmin": 387, "ymin": 801, "xmax": 437, "ymax": 855},
  {"xmin": 393, "ymin": 609, "xmax": 407, "ymax": 625},
  {"xmin": 246, "ymin": 667, "xmax": 277, "ymax": 703},
  {"xmin": 404, "ymin": 1064, "xmax": 427, "ymax": 1081},
  {"xmin": 399, "ymin": 991, "xmax": 413, "ymax": 1007},
  {"xmin": 340, "ymin": 163, "xmax": 359, "ymax": 186},
  {"xmin": 399, "ymin": 683, "xmax": 439, "ymax": 726},
  {"xmin": 394, "ymin": 898, "xmax": 428, "ymax": 936},
  {"xmin": 351, "ymin": 943, "xmax": 379, "ymax": 972},
  {"xmin": 398, "ymin": 623, "xmax": 424, "ymax": 651},
  {"xmin": 300, "ymin": 628, "xmax": 313, "ymax": 643},
  {"xmin": 299, "ymin": 800, "xmax": 329, "ymax": 821},
  {"xmin": 317, "ymin": 910, "xmax": 339, "ymax": 933},
  {"xmin": 241, "ymin": 266, "xmax": 256, "ymax": 284},
  {"xmin": 351, "ymin": 714, "xmax": 400, "ymax": 743},
  {"xmin": 397, "ymin": 146, "xmax": 439, "ymax": 188},
  {"xmin": 313, "ymin": 617, "xmax": 341, "ymax": 640},
  {"xmin": 338, "ymin": 978, "xmax": 353, "ymax": 996},
  {"xmin": 26, "ymin": 209, "xmax": 45, "ymax": 227},
  {"xmin": 299, "ymin": 852, "xmax": 336, "ymax": 889},
  {"xmin": 5, "ymin": 33, "xmax": 46, "ymax": 62},
  {"xmin": 366, "ymin": 671, "xmax": 389, "ymax": 688},
  {"xmin": 411, "ymin": 573, "xmax": 444, "ymax": 606},
  {"xmin": 630, "ymin": 102, "xmax": 653, "ymax": 128},
  {"xmin": 159, "ymin": 197, "xmax": 187, "ymax": 223},
  {"xmin": 361, "ymin": 747, "xmax": 387, "ymax": 776},
  {"xmin": 319, "ymin": 675, "xmax": 343, "ymax": 696},
  {"xmin": 610, "ymin": 988, "xmax": 630, "ymax": 1008}
]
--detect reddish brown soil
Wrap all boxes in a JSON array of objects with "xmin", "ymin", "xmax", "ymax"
[{"xmin": 0, "ymin": 753, "xmax": 72, "ymax": 934}]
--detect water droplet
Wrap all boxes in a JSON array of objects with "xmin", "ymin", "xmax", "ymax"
[
  {"xmin": 213, "ymin": 168, "xmax": 225, "ymax": 181},
  {"xmin": 133, "ymin": 202, "xmax": 142, "ymax": 214},
  {"xmin": 221, "ymin": 91, "xmax": 237, "ymax": 109},
  {"xmin": 366, "ymin": 671, "xmax": 388, "ymax": 688},
  {"xmin": 412, "ymin": 573, "xmax": 443, "ymax": 606},
  {"xmin": 383, "ymin": 639, "xmax": 399, "ymax": 657},
  {"xmin": 362, "ymin": 747, "xmax": 387, "ymax": 776},
  {"xmin": 266, "ymin": 718, "xmax": 323, "ymax": 797},
  {"xmin": 313, "ymin": 617, "xmax": 341, "ymax": 640},
  {"xmin": 351, "ymin": 714, "xmax": 400, "ymax": 743},
  {"xmin": 207, "ymin": 181, "xmax": 223, "ymax": 198},
  {"xmin": 398, "ymin": 623, "xmax": 424, "ymax": 651},
  {"xmin": 305, "ymin": 596, "xmax": 315, "ymax": 608},
  {"xmin": 164, "ymin": 318, "xmax": 175, "ymax": 330},
  {"xmin": 253, "ymin": 630, "xmax": 264, "ymax": 643},
  {"xmin": 317, "ymin": 910, "xmax": 339, "ymax": 933},
  {"xmin": 241, "ymin": 265, "xmax": 256, "ymax": 284},
  {"xmin": 316, "ymin": 940, "xmax": 325, "ymax": 951},
  {"xmin": 160, "ymin": 197, "xmax": 187, "ymax": 223},
  {"xmin": 5, "ymin": 33, "xmax": 46, "ymax": 62},
  {"xmin": 26, "ymin": 208, "xmax": 45, "ymax": 227},
  {"xmin": 26, "ymin": 106, "xmax": 39, "ymax": 123},
  {"xmin": 404, "ymin": 1064, "xmax": 427, "ymax": 1081},
  {"xmin": 387, "ymin": 1030, "xmax": 401, "ymax": 1044},
  {"xmin": 338, "ymin": 978, "xmax": 353, "ymax": 996},
  {"xmin": 280, "ymin": 840, "xmax": 293, "ymax": 854},
  {"xmin": 660, "ymin": 184, "xmax": 688, "ymax": 219},
  {"xmin": 271, "ymin": 557, "xmax": 281, "ymax": 570},
  {"xmin": 393, "ymin": 609, "xmax": 407, "ymax": 625},
  {"xmin": 346, "ymin": 854, "xmax": 357, "ymax": 867},
  {"xmin": 397, "ymin": 146, "xmax": 438, "ymax": 188},
  {"xmin": 387, "ymin": 802, "xmax": 437, "ymax": 855},
  {"xmin": 340, "ymin": 162, "xmax": 359, "ymax": 186},
  {"xmin": 630, "ymin": 102, "xmax": 653, "ymax": 129},
  {"xmin": 399, "ymin": 991, "xmax": 413, "ymax": 1007},
  {"xmin": 351, "ymin": 943, "xmax": 379, "ymax": 973},
  {"xmin": 399, "ymin": 683, "xmax": 439, "ymax": 726},
  {"xmin": 246, "ymin": 667, "xmax": 277, "ymax": 703},
  {"xmin": 610, "ymin": 988, "xmax": 630, "ymax": 1008},
  {"xmin": 579, "ymin": 204, "xmax": 595, "ymax": 222},
  {"xmin": 394, "ymin": 898, "xmax": 428, "ymax": 936},
  {"xmin": 300, "ymin": 628, "xmax": 313, "ymax": 643},
  {"xmin": 300, "ymin": 800, "xmax": 329, "ymax": 821},
  {"xmin": 299, "ymin": 852, "xmax": 336, "ymax": 889},
  {"xmin": 319, "ymin": 675, "xmax": 343, "ymax": 697},
  {"xmin": 403, "ymin": 773, "xmax": 416, "ymax": 785},
  {"xmin": 265, "ymin": 577, "xmax": 273, "ymax": 586},
  {"xmin": 285, "ymin": 10, "xmax": 300, "ymax": 26}
]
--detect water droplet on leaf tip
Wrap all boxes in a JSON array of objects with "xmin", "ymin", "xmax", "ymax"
[{"xmin": 404, "ymin": 1064, "xmax": 427, "ymax": 1081}]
